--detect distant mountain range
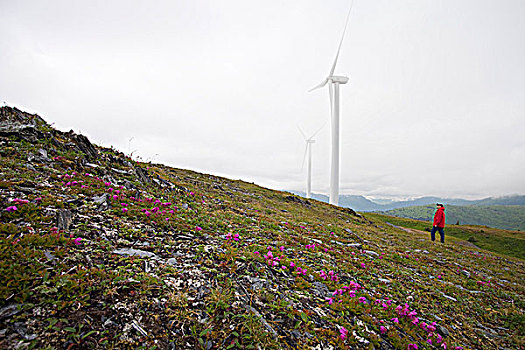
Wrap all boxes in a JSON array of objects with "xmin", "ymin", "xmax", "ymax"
[{"xmin": 290, "ymin": 192, "xmax": 525, "ymax": 212}]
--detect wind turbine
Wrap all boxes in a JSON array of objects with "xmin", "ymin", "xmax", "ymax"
[
  {"xmin": 298, "ymin": 126, "xmax": 323, "ymax": 199},
  {"xmin": 309, "ymin": 1, "xmax": 354, "ymax": 206}
]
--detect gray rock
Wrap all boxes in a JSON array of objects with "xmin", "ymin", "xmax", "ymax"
[
  {"xmin": 13, "ymin": 322, "xmax": 37, "ymax": 340},
  {"xmin": 0, "ymin": 304, "xmax": 21, "ymax": 320},
  {"xmin": 44, "ymin": 250, "xmax": 56, "ymax": 261},
  {"xmin": 74, "ymin": 134, "xmax": 98, "ymax": 158},
  {"xmin": 92, "ymin": 194, "xmax": 108, "ymax": 205},
  {"xmin": 441, "ymin": 293, "xmax": 457, "ymax": 302},
  {"xmin": 290, "ymin": 330, "xmax": 302, "ymax": 338},
  {"xmin": 364, "ymin": 250, "xmax": 379, "ymax": 257},
  {"xmin": 135, "ymin": 167, "xmax": 151, "ymax": 184},
  {"xmin": 377, "ymin": 278, "xmax": 391, "ymax": 284},
  {"xmin": 347, "ymin": 243, "xmax": 362, "ymax": 249},
  {"xmin": 438, "ymin": 325, "xmax": 450, "ymax": 337},
  {"xmin": 311, "ymin": 282, "xmax": 329, "ymax": 298},
  {"xmin": 244, "ymin": 276, "xmax": 266, "ymax": 290},
  {"xmin": 57, "ymin": 209, "xmax": 73, "ymax": 231},
  {"xmin": 462, "ymin": 270, "xmax": 471, "ymax": 278},
  {"xmin": 112, "ymin": 167, "xmax": 128, "ymax": 175},
  {"xmin": 113, "ymin": 248, "xmax": 157, "ymax": 259}
]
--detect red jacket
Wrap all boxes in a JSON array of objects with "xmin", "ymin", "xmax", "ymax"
[{"xmin": 433, "ymin": 207, "xmax": 445, "ymax": 228}]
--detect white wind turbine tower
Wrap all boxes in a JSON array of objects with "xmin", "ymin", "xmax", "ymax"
[
  {"xmin": 309, "ymin": 1, "xmax": 354, "ymax": 206},
  {"xmin": 298, "ymin": 126, "xmax": 323, "ymax": 199}
]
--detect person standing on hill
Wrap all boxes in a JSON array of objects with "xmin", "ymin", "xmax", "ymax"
[{"xmin": 431, "ymin": 204, "xmax": 446, "ymax": 243}]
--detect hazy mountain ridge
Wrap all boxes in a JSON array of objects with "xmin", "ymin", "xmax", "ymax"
[{"xmin": 291, "ymin": 191, "xmax": 525, "ymax": 212}]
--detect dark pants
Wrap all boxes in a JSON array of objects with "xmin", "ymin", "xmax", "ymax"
[{"xmin": 431, "ymin": 226, "xmax": 445, "ymax": 243}]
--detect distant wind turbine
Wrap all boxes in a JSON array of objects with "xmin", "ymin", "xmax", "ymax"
[
  {"xmin": 309, "ymin": 1, "xmax": 354, "ymax": 206},
  {"xmin": 298, "ymin": 126, "xmax": 323, "ymax": 199}
]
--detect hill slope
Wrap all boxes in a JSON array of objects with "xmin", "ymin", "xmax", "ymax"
[
  {"xmin": 382, "ymin": 204, "xmax": 525, "ymax": 231},
  {"xmin": 1, "ymin": 106, "xmax": 524, "ymax": 350}
]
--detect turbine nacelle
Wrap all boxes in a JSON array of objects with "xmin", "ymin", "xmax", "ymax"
[{"xmin": 329, "ymin": 76, "xmax": 349, "ymax": 84}]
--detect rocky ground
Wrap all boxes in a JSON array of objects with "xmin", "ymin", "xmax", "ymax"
[{"xmin": 0, "ymin": 106, "xmax": 523, "ymax": 349}]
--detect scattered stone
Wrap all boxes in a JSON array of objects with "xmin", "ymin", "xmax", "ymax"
[
  {"xmin": 112, "ymin": 248, "xmax": 157, "ymax": 259},
  {"xmin": 44, "ymin": 250, "xmax": 56, "ymax": 261},
  {"xmin": 438, "ymin": 325, "xmax": 450, "ymax": 337},
  {"xmin": 13, "ymin": 322, "xmax": 37, "ymax": 340},
  {"xmin": 290, "ymin": 330, "xmax": 302, "ymax": 338},
  {"xmin": 441, "ymin": 293, "xmax": 457, "ymax": 302},
  {"xmin": 57, "ymin": 209, "xmax": 73, "ymax": 231},
  {"xmin": 243, "ymin": 304, "xmax": 278, "ymax": 338},
  {"xmin": 134, "ymin": 167, "xmax": 151, "ymax": 184},
  {"xmin": 284, "ymin": 195, "xmax": 310, "ymax": 206},
  {"xmin": 311, "ymin": 282, "xmax": 329, "ymax": 298},
  {"xmin": 74, "ymin": 134, "xmax": 98, "ymax": 158},
  {"xmin": 130, "ymin": 320, "xmax": 148, "ymax": 337},
  {"xmin": 364, "ymin": 250, "xmax": 379, "ymax": 257},
  {"xmin": 0, "ymin": 304, "xmax": 21, "ymax": 320},
  {"xmin": 112, "ymin": 167, "xmax": 128, "ymax": 175}
]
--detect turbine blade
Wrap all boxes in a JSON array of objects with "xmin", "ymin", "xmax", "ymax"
[
  {"xmin": 309, "ymin": 123, "xmax": 326, "ymax": 140},
  {"xmin": 308, "ymin": 78, "xmax": 328, "ymax": 92},
  {"xmin": 297, "ymin": 125, "xmax": 307, "ymax": 140},
  {"xmin": 329, "ymin": 0, "xmax": 354, "ymax": 77},
  {"xmin": 301, "ymin": 143, "xmax": 308, "ymax": 170}
]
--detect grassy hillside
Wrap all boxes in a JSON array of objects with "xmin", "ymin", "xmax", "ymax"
[
  {"xmin": 382, "ymin": 204, "xmax": 525, "ymax": 231},
  {"xmin": 1, "ymin": 106, "xmax": 524, "ymax": 350}
]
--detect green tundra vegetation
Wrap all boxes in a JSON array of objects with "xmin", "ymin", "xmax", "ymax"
[{"xmin": 1, "ymin": 107, "xmax": 524, "ymax": 349}]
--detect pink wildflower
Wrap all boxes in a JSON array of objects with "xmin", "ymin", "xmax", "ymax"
[
  {"xmin": 380, "ymin": 326, "xmax": 387, "ymax": 334},
  {"xmin": 73, "ymin": 237, "xmax": 82, "ymax": 245},
  {"xmin": 391, "ymin": 317, "xmax": 399, "ymax": 323},
  {"xmin": 122, "ymin": 208, "xmax": 128, "ymax": 213},
  {"xmin": 339, "ymin": 326, "xmax": 348, "ymax": 340},
  {"xmin": 195, "ymin": 226, "xmax": 203, "ymax": 231}
]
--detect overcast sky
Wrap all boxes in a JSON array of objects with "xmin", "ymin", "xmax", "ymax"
[{"xmin": 1, "ymin": 0, "xmax": 524, "ymax": 200}]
